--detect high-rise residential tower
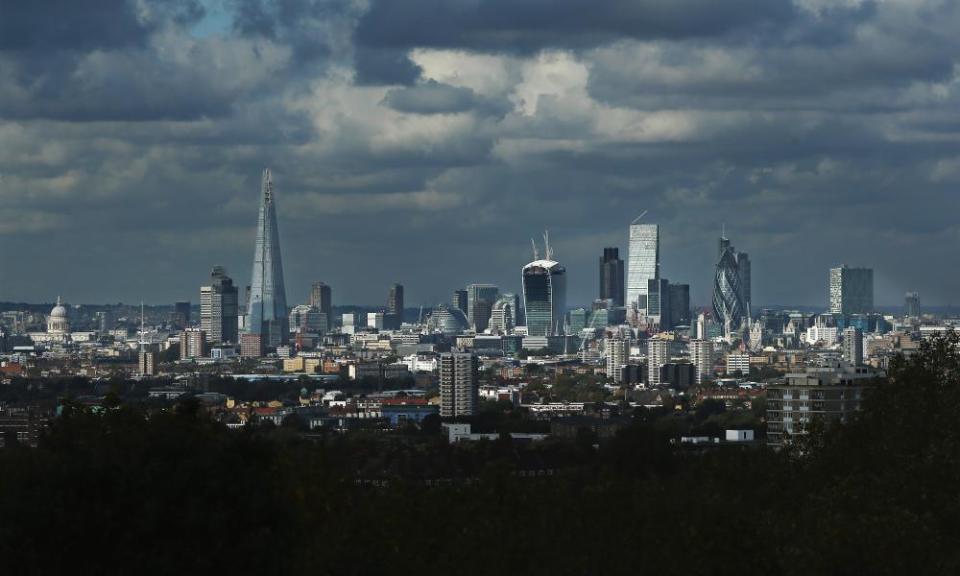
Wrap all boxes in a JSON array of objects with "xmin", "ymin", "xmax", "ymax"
[
  {"xmin": 627, "ymin": 219, "xmax": 660, "ymax": 311},
  {"xmin": 310, "ymin": 282, "xmax": 332, "ymax": 319},
  {"xmin": 246, "ymin": 169, "xmax": 289, "ymax": 351},
  {"xmin": 200, "ymin": 266, "xmax": 239, "ymax": 345},
  {"xmin": 599, "ymin": 247, "xmax": 625, "ymax": 307},
  {"xmin": 647, "ymin": 338, "xmax": 670, "ymax": 386},
  {"xmin": 440, "ymin": 351, "xmax": 478, "ymax": 417},
  {"xmin": 180, "ymin": 328, "xmax": 207, "ymax": 360},
  {"xmin": 713, "ymin": 234, "xmax": 751, "ymax": 337},
  {"xmin": 690, "ymin": 339, "xmax": 713, "ymax": 385},
  {"xmin": 605, "ymin": 336, "xmax": 629, "ymax": 384},
  {"xmin": 829, "ymin": 266, "xmax": 873, "ymax": 315},
  {"xmin": 842, "ymin": 327, "xmax": 864, "ymax": 366}
]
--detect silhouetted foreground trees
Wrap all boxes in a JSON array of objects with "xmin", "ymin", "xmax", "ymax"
[{"xmin": 3, "ymin": 335, "xmax": 960, "ymax": 575}]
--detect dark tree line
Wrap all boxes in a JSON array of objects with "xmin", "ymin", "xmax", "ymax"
[{"xmin": 2, "ymin": 334, "xmax": 960, "ymax": 574}]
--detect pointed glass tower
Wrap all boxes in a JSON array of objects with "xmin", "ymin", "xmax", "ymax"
[
  {"xmin": 246, "ymin": 168, "xmax": 289, "ymax": 349},
  {"xmin": 712, "ymin": 234, "xmax": 748, "ymax": 339}
]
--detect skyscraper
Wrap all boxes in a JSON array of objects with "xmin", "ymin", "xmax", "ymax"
[
  {"xmin": 440, "ymin": 351, "xmax": 478, "ymax": 417},
  {"xmin": 668, "ymin": 284, "xmax": 691, "ymax": 327},
  {"xmin": 713, "ymin": 234, "xmax": 750, "ymax": 337},
  {"xmin": 599, "ymin": 247, "xmax": 625, "ymax": 307},
  {"xmin": 627, "ymin": 220, "xmax": 659, "ymax": 311},
  {"xmin": 829, "ymin": 266, "xmax": 873, "ymax": 315},
  {"xmin": 522, "ymin": 258, "xmax": 567, "ymax": 337},
  {"xmin": 388, "ymin": 283, "xmax": 404, "ymax": 324},
  {"xmin": 310, "ymin": 282, "xmax": 333, "ymax": 320},
  {"xmin": 452, "ymin": 289, "xmax": 468, "ymax": 314},
  {"xmin": 466, "ymin": 284, "xmax": 499, "ymax": 332},
  {"xmin": 172, "ymin": 301, "xmax": 191, "ymax": 328},
  {"xmin": 646, "ymin": 277, "xmax": 671, "ymax": 329},
  {"xmin": 200, "ymin": 266, "xmax": 239, "ymax": 345},
  {"xmin": 738, "ymin": 252, "xmax": 752, "ymax": 315},
  {"xmin": 904, "ymin": 291, "xmax": 920, "ymax": 318},
  {"xmin": 246, "ymin": 169, "xmax": 289, "ymax": 351}
]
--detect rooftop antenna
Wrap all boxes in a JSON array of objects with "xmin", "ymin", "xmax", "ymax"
[
  {"xmin": 722, "ymin": 222, "xmax": 726, "ymax": 239},
  {"xmin": 531, "ymin": 238, "xmax": 540, "ymax": 261},
  {"xmin": 631, "ymin": 210, "xmax": 648, "ymax": 225}
]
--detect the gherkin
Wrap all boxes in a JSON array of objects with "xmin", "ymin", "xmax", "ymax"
[
  {"xmin": 247, "ymin": 169, "xmax": 289, "ymax": 349},
  {"xmin": 713, "ymin": 235, "xmax": 750, "ymax": 337}
]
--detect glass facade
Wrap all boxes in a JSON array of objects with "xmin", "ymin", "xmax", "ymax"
[
  {"xmin": 599, "ymin": 247, "xmax": 625, "ymax": 307},
  {"xmin": 247, "ymin": 169, "xmax": 289, "ymax": 349},
  {"xmin": 713, "ymin": 237, "xmax": 746, "ymax": 336},
  {"xmin": 830, "ymin": 266, "xmax": 874, "ymax": 315},
  {"xmin": 522, "ymin": 260, "xmax": 567, "ymax": 337},
  {"xmin": 466, "ymin": 284, "xmax": 499, "ymax": 331},
  {"xmin": 627, "ymin": 223, "xmax": 659, "ymax": 311}
]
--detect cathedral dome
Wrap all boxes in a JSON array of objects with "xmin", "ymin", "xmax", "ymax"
[
  {"xmin": 47, "ymin": 296, "xmax": 70, "ymax": 335},
  {"xmin": 50, "ymin": 297, "xmax": 67, "ymax": 319}
]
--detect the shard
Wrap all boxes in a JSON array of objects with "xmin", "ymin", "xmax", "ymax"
[{"xmin": 246, "ymin": 168, "xmax": 289, "ymax": 350}]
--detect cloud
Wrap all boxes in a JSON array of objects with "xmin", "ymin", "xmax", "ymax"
[
  {"xmin": 2, "ymin": 0, "xmax": 960, "ymax": 308},
  {"xmin": 355, "ymin": 0, "xmax": 796, "ymax": 53}
]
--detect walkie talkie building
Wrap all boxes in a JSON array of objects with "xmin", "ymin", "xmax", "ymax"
[
  {"xmin": 246, "ymin": 168, "xmax": 289, "ymax": 351},
  {"xmin": 522, "ymin": 259, "xmax": 567, "ymax": 337}
]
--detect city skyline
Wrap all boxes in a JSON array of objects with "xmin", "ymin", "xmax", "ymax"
[{"xmin": 3, "ymin": 2, "xmax": 958, "ymax": 571}]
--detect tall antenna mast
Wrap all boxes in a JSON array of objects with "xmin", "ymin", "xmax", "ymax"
[{"xmin": 139, "ymin": 301, "xmax": 145, "ymax": 352}]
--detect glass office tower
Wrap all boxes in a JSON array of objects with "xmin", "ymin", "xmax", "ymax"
[
  {"xmin": 627, "ymin": 223, "xmax": 659, "ymax": 311},
  {"xmin": 522, "ymin": 259, "xmax": 567, "ymax": 337},
  {"xmin": 246, "ymin": 169, "xmax": 289, "ymax": 350}
]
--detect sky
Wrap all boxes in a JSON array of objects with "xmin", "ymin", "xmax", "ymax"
[{"xmin": 1, "ymin": 0, "xmax": 959, "ymax": 308}]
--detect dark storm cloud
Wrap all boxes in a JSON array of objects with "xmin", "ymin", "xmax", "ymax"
[
  {"xmin": 355, "ymin": 0, "xmax": 796, "ymax": 53},
  {"xmin": 354, "ymin": 46, "xmax": 422, "ymax": 86},
  {"xmin": 0, "ymin": 0, "xmax": 205, "ymax": 51},
  {"xmin": 0, "ymin": 0, "xmax": 281, "ymax": 122},
  {"xmin": 381, "ymin": 80, "xmax": 511, "ymax": 116},
  {"xmin": 2, "ymin": 0, "xmax": 960, "ymax": 308}
]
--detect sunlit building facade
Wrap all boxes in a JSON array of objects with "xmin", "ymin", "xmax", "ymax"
[
  {"xmin": 627, "ymin": 223, "xmax": 659, "ymax": 311},
  {"xmin": 246, "ymin": 169, "xmax": 289, "ymax": 352}
]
